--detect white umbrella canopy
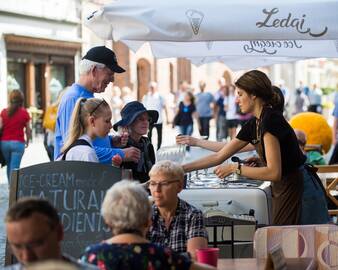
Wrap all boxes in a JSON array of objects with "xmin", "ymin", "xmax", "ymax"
[
  {"xmin": 85, "ymin": 0, "xmax": 338, "ymax": 69},
  {"xmin": 86, "ymin": 0, "xmax": 338, "ymax": 41}
]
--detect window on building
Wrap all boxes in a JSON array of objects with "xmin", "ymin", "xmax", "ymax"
[
  {"xmin": 49, "ymin": 64, "xmax": 67, "ymax": 104},
  {"xmin": 7, "ymin": 61, "xmax": 25, "ymax": 93}
]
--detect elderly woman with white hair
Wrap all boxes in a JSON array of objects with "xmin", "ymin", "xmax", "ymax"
[
  {"xmin": 147, "ymin": 160, "xmax": 208, "ymax": 259},
  {"xmin": 81, "ymin": 180, "xmax": 214, "ymax": 270}
]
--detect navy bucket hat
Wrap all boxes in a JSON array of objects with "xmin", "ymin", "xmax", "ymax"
[{"xmin": 113, "ymin": 101, "xmax": 159, "ymax": 131}]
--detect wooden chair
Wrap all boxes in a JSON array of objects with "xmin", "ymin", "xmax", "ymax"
[{"xmin": 315, "ymin": 165, "xmax": 338, "ymax": 217}]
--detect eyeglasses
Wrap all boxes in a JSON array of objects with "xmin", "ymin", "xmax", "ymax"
[
  {"xmin": 90, "ymin": 99, "xmax": 106, "ymax": 116},
  {"xmin": 148, "ymin": 180, "xmax": 180, "ymax": 189}
]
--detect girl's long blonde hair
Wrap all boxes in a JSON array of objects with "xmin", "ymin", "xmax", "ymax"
[{"xmin": 61, "ymin": 98, "xmax": 110, "ymax": 153}]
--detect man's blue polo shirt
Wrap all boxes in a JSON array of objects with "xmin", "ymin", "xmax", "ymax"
[{"xmin": 54, "ymin": 83, "xmax": 124, "ymax": 163}]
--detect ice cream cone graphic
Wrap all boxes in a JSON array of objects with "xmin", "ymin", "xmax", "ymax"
[
  {"xmin": 206, "ymin": 41, "xmax": 213, "ymax": 50},
  {"xmin": 186, "ymin": 9, "xmax": 204, "ymax": 35}
]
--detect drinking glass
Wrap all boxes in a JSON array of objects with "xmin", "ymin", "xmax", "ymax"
[{"xmin": 121, "ymin": 169, "xmax": 133, "ymax": 180}]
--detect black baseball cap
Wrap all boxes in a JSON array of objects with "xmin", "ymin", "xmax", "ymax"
[{"xmin": 82, "ymin": 46, "xmax": 125, "ymax": 73}]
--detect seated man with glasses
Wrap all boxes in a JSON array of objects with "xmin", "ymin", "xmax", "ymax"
[
  {"xmin": 147, "ymin": 160, "xmax": 208, "ymax": 259},
  {"xmin": 4, "ymin": 198, "xmax": 97, "ymax": 270}
]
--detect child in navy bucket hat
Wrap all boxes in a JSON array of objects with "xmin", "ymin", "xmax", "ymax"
[
  {"xmin": 113, "ymin": 101, "xmax": 158, "ymax": 183},
  {"xmin": 113, "ymin": 101, "xmax": 158, "ymax": 131}
]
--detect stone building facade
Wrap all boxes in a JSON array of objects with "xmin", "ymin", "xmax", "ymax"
[{"xmin": 0, "ymin": 0, "xmax": 82, "ymax": 110}]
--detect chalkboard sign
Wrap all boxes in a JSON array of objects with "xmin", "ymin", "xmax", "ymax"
[{"xmin": 6, "ymin": 161, "xmax": 121, "ymax": 264}]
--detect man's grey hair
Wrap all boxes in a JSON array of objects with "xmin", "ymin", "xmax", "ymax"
[
  {"xmin": 149, "ymin": 160, "xmax": 184, "ymax": 183},
  {"xmin": 101, "ymin": 180, "xmax": 151, "ymax": 236},
  {"xmin": 79, "ymin": 59, "xmax": 106, "ymax": 75}
]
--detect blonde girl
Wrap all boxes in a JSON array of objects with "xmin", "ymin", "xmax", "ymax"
[{"xmin": 58, "ymin": 98, "xmax": 112, "ymax": 162}]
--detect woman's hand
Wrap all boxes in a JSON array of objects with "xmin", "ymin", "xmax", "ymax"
[
  {"xmin": 113, "ymin": 130, "xmax": 129, "ymax": 147},
  {"xmin": 245, "ymin": 156, "xmax": 262, "ymax": 167},
  {"xmin": 176, "ymin": 135, "xmax": 197, "ymax": 146},
  {"xmin": 214, "ymin": 163, "xmax": 236, "ymax": 178},
  {"xmin": 119, "ymin": 131, "xmax": 129, "ymax": 147}
]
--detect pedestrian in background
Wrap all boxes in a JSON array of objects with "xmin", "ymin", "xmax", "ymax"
[
  {"xmin": 224, "ymin": 84, "xmax": 238, "ymax": 140},
  {"xmin": 175, "ymin": 80, "xmax": 190, "ymax": 107},
  {"xmin": 174, "ymin": 91, "xmax": 198, "ymax": 152},
  {"xmin": 42, "ymin": 88, "xmax": 66, "ymax": 161},
  {"xmin": 293, "ymin": 88, "xmax": 308, "ymax": 115},
  {"xmin": 308, "ymin": 83, "xmax": 323, "ymax": 114},
  {"xmin": 329, "ymin": 86, "xmax": 338, "ymax": 164},
  {"xmin": 121, "ymin": 86, "xmax": 135, "ymax": 106},
  {"xmin": 195, "ymin": 81, "xmax": 215, "ymax": 139},
  {"xmin": 142, "ymin": 81, "xmax": 169, "ymax": 150},
  {"xmin": 103, "ymin": 85, "xmax": 123, "ymax": 124},
  {"xmin": 0, "ymin": 90, "xmax": 31, "ymax": 184},
  {"xmin": 214, "ymin": 79, "xmax": 228, "ymax": 141}
]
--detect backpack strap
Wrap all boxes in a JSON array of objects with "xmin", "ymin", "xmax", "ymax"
[{"xmin": 61, "ymin": 139, "xmax": 91, "ymax": 160}]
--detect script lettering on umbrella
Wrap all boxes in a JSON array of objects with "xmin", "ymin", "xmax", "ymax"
[
  {"xmin": 243, "ymin": 40, "xmax": 302, "ymax": 55},
  {"xmin": 256, "ymin": 8, "xmax": 328, "ymax": 38}
]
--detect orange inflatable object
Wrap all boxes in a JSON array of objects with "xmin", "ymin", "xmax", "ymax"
[{"xmin": 289, "ymin": 112, "xmax": 332, "ymax": 154}]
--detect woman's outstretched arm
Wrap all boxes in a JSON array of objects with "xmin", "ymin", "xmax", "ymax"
[
  {"xmin": 176, "ymin": 135, "xmax": 255, "ymax": 153},
  {"xmin": 214, "ymin": 132, "xmax": 282, "ymax": 182},
  {"xmin": 182, "ymin": 138, "xmax": 247, "ymax": 172}
]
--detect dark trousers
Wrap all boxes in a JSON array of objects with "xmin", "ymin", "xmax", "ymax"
[
  {"xmin": 216, "ymin": 114, "xmax": 227, "ymax": 141},
  {"xmin": 179, "ymin": 124, "xmax": 193, "ymax": 151},
  {"xmin": 43, "ymin": 132, "xmax": 54, "ymax": 161},
  {"xmin": 308, "ymin": 104, "xmax": 322, "ymax": 114},
  {"xmin": 148, "ymin": 123, "xmax": 163, "ymax": 150},
  {"xmin": 198, "ymin": 117, "xmax": 211, "ymax": 139}
]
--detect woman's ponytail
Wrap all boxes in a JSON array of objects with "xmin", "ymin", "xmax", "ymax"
[{"xmin": 269, "ymin": 86, "xmax": 285, "ymax": 113}]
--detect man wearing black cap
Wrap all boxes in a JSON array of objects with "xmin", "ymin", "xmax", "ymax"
[{"xmin": 54, "ymin": 46, "xmax": 140, "ymax": 163}]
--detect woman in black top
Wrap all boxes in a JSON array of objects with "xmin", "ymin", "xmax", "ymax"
[
  {"xmin": 175, "ymin": 91, "xmax": 197, "ymax": 135},
  {"xmin": 113, "ymin": 101, "xmax": 158, "ymax": 183},
  {"xmin": 175, "ymin": 91, "xmax": 198, "ymax": 152},
  {"xmin": 183, "ymin": 70, "xmax": 329, "ymax": 225}
]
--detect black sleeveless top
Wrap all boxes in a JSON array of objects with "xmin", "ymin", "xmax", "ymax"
[{"xmin": 237, "ymin": 107, "xmax": 305, "ymax": 176}]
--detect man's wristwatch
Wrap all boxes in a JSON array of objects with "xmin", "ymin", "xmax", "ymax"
[{"xmin": 235, "ymin": 162, "xmax": 242, "ymax": 175}]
